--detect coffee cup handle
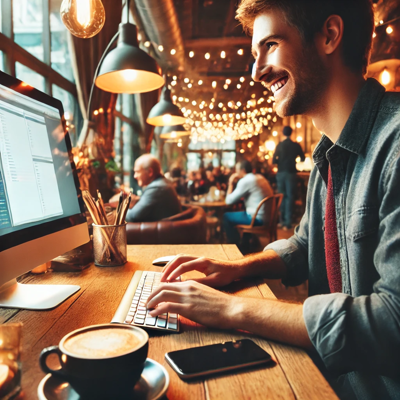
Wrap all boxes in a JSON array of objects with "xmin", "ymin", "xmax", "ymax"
[{"xmin": 39, "ymin": 346, "xmax": 68, "ymax": 380}]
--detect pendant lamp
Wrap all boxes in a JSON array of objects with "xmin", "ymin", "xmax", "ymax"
[
  {"xmin": 94, "ymin": 0, "xmax": 164, "ymax": 93},
  {"xmin": 146, "ymin": 86, "xmax": 186, "ymax": 126},
  {"xmin": 159, "ymin": 124, "xmax": 190, "ymax": 139}
]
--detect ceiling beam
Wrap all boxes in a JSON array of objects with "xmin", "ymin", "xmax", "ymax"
[{"xmin": 184, "ymin": 36, "xmax": 251, "ymax": 48}]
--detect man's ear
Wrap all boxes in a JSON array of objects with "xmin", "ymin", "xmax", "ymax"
[{"xmin": 315, "ymin": 15, "xmax": 344, "ymax": 56}]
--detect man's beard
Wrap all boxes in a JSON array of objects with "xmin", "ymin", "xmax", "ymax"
[{"xmin": 275, "ymin": 45, "xmax": 328, "ymax": 117}]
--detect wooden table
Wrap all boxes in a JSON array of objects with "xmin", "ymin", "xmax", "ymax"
[{"xmin": 0, "ymin": 245, "xmax": 337, "ymax": 400}]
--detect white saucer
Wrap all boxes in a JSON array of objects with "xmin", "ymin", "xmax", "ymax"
[{"xmin": 37, "ymin": 358, "xmax": 169, "ymax": 400}]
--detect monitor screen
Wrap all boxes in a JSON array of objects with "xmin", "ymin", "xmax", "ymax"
[
  {"xmin": 0, "ymin": 71, "xmax": 89, "ymax": 309},
  {"xmin": 0, "ymin": 73, "xmax": 86, "ymax": 253}
]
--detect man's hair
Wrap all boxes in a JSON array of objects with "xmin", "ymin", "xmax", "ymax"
[
  {"xmin": 283, "ymin": 126, "xmax": 293, "ymax": 137},
  {"xmin": 238, "ymin": 160, "xmax": 253, "ymax": 174},
  {"xmin": 136, "ymin": 154, "xmax": 161, "ymax": 177},
  {"xmin": 236, "ymin": 0, "xmax": 374, "ymax": 74}
]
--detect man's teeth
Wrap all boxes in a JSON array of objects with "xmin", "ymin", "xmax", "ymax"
[{"xmin": 271, "ymin": 78, "xmax": 288, "ymax": 94}]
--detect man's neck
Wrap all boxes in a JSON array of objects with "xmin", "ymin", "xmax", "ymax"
[{"xmin": 310, "ymin": 69, "xmax": 366, "ymax": 143}]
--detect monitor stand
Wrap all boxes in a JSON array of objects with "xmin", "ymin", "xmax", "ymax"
[{"xmin": 0, "ymin": 278, "xmax": 80, "ymax": 310}]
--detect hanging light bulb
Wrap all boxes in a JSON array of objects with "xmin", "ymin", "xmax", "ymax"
[
  {"xmin": 380, "ymin": 68, "xmax": 391, "ymax": 86},
  {"xmin": 60, "ymin": 0, "xmax": 105, "ymax": 39}
]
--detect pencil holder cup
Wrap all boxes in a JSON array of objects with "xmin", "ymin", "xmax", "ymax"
[{"xmin": 92, "ymin": 223, "xmax": 127, "ymax": 267}]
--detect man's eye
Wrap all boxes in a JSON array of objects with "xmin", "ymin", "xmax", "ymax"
[{"xmin": 266, "ymin": 42, "xmax": 277, "ymax": 50}]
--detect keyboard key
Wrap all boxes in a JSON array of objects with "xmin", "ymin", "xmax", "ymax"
[
  {"xmin": 167, "ymin": 321, "xmax": 178, "ymax": 330},
  {"xmin": 156, "ymin": 318, "xmax": 167, "ymax": 328},
  {"xmin": 169, "ymin": 313, "xmax": 178, "ymax": 318},
  {"xmin": 138, "ymin": 306, "xmax": 146, "ymax": 311},
  {"xmin": 134, "ymin": 317, "xmax": 145, "ymax": 325},
  {"xmin": 145, "ymin": 317, "xmax": 156, "ymax": 326},
  {"xmin": 124, "ymin": 316, "xmax": 133, "ymax": 323}
]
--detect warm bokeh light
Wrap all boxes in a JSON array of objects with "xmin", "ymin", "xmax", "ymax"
[
  {"xmin": 220, "ymin": 51, "xmax": 226, "ymax": 59},
  {"xmin": 265, "ymin": 140, "xmax": 276, "ymax": 151},
  {"xmin": 380, "ymin": 68, "xmax": 391, "ymax": 85},
  {"xmin": 158, "ymin": 45, "xmax": 164, "ymax": 52},
  {"xmin": 170, "ymin": 49, "xmax": 176, "ymax": 55},
  {"xmin": 212, "ymin": 81, "xmax": 217, "ymax": 88},
  {"xmin": 238, "ymin": 49, "xmax": 244, "ymax": 55},
  {"xmin": 296, "ymin": 136, "xmax": 303, "ymax": 143},
  {"xmin": 189, "ymin": 51, "xmax": 194, "ymax": 58},
  {"xmin": 162, "ymin": 114, "xmax": 172, "ymax": 124},
  {"xmin": 122, "ymin": 69, "xmax": 137, "ymax": 81},
  {"xmin": 272, "ymin": 130, "xmax": 278, "ymax": 137},
  {"xmin": 205, "ymin": 53, "xmax": 210, "ymax": 60},
  {"xmin": 296, "ymin": 122, "xmax": 302, "ymax": 128}
]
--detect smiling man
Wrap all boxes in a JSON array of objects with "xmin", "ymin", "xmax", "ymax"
[{"xmin": 146, "ymin": 1, "xmax": 400, "ymax": 398}]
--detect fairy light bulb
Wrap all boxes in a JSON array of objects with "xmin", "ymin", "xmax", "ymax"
[
  {"xmin": 386, "ymin": 26, "xmax": 393, "ymax": 35},
  {"xmin": 122, "ymin": 70, "xmax": 137, "ymax": 81},
  {"xmin": 380, "ymin": 68, "xmax": 391, "ymax": 85},
  {"xmin": 60, "ymin": 0, "xmax": 105, "ymax": 39}
]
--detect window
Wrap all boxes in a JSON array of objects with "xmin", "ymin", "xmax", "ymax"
[
  {"xmin": 16, "ymin": 62, "xmax": 45, "ymax": 91},
  {"xmin": 52, "ymin": 84, "xmax": 82, "ymax": 146},
  {"xmin": 13, "ymin": 0, "xmax": 44, "ymax": 61},
  {"xmin": 50, "ymin": 0, "xmax": 74, "ymax": 82}
]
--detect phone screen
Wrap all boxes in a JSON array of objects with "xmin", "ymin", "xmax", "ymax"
[{"xmin": 166, "ymin": 339, "xmax": 272, "ymax": 377}]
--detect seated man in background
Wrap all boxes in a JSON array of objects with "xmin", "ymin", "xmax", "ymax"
[
  {"xmin": 223, "ymin": 159, "xmax": 273, "ymax": 245},
  {"xmin": 124, "ymin": 154, "xmax": 181, "ymax": 222}
]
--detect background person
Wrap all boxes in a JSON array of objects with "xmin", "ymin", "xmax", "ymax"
[
  {"xmin": 273, "ymin": 126, "xmax": 305, "ymax": 229},
  {"xmin": 223, "ymin": 160, "xmax": 273, "ymax": 245},
  {"xmin": 122, "ymin": 154, "xmax": 181, "ymax": 222}
]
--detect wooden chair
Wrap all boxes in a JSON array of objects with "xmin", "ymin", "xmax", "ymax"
[{"xmin": 236, "ymin": 194, "xmax": 284, "ymax": 245}]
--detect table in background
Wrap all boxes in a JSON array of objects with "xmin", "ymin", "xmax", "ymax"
[{"xmin": 0, "ymin": 245, "xmax": 338, "ymax": 400}]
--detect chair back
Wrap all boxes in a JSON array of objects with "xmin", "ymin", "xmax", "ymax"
[{"xmin": 249, "ymin": 194, "xmax": 284, "ymax": 240}]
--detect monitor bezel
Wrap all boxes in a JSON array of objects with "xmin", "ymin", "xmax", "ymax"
[{"xmin": 0, "ymin": 70, "xmax": 87, "ymax": 253}]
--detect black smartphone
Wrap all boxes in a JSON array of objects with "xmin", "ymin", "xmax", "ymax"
[{"xmin": 165, "ymin": 339, "xmax": 273, "ymax": 380}]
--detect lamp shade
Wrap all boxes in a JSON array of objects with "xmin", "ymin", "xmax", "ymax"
[
  {"xmin": 95, "ymin": 23, "xmax": 164, "ymax": 93},
  {"xmin": 160, "ymin": 124, "xmax": 190, "ymax": 139},
  {"xmin": 146, "ymin": 86, "xmax": 186, "ymax": 126}
]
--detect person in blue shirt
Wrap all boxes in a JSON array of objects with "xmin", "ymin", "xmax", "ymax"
[{"xmin": 273, "ymin": 126, "xmax": 305, "ymax": 229}]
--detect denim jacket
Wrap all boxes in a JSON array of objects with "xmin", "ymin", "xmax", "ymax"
[{"xmin": 266, "ymin": 79, "xmax": 400, "ymax": 399}]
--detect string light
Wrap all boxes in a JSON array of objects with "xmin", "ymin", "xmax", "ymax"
[
  {"xmin": 205, "ymin": 53, "xmax": 210, "ymax": 60},
  {"xmin": 212, "ymin": 81, "xmax": 217, "ymax": 88},
  {"xmin": 296, "ymin": 122, "xmax": 302, "ymax": 128},
  {"xmin": 170, "ymin": 49, "xmax": 176, "ymax": 55},
  {"xmin": 220, "ymin": 51, "xmax": 226, "ymax": 59},
  {"xmin": 240, "ymin": 77, "xmax": 245, "ymax": 82},
  {"xmin": 380, "ymin": 68, "xmax": 391, "ymax": 85},
  {"xmin": 238, "ymin": 49, "xmax": 244, "ymax": 55},
  {"xmin": 272, "ymin": 130, "xmax": 278, "ymax": 137},
  {"xmin": 198, "ymin": 80, "xmax": 203, "ymax": 85},
  {"xmin": 189, "ymin": 51, "xmax": 195, "ymax": 58},
  {"xmin": 226, "ymin": 79, "xmax": 231, "ymax": 85},
  {"xmin": 188, "ymin": 83, "xmax": 193, "ymax": 88},
  {"xmin": 144, "ymin": 41, "xmax": 151, "ymax": 47},
  {"xmin": 223, "ymin": 84, "xmax": 228, "ymax": 90},
  {"xmin": 386, "ymin": 25, "xmax": 393, "ymax": 34},
  {"xmin": 158, "ymin": 45, "xmax": 164, "ymax": 52},
  {"xmin": 184, "ymin": 78, "xmax": 189, "ymax": 83},
  {"xmin": 237, "ymin": 84, "xmax": 241, "ymax": 89},
  {"xmin": 173, "ymin": 76, "xmax": 177, "ymax": 80},
  {"xmin": 250, "ymin": 81, "xmax": 255, "ymax": 86}
]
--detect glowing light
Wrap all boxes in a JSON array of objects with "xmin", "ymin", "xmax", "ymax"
[
  {"xmin": 265, "ymin": 140, "xmax": 276, "ymax": 151},
  {"xmin": 162, "ymin": 114, "xmax": 172, "ymax": 124},
  {"xmin": 170, "ymin": 49, "xmax": 176, "ymax": 55},
  {"xmin": 240, "ymin": 77, "xmax": 245, "ymax": 82},
  {"xmin": 177, "ymin": 142, "xmax": 182, "ymax": 147},
  {"xmin": 220, "ymin": 51, "xmax": 226, "ymax": 58},
  {"xmin": 173, "ymin": 76, "xmax": 177, "ymax": 81},
  {"xmin": 238, "ymin": 49, "xmax": 244, "ymax": 55},
  {"xmin": 373, "ymin": 32, "xmax": 377, "ymax": 38},
  {"xmin": 386, "ymin": 26, "xmax": 393, "ymax": 35},
  {"xmin": 188, "ymin": 83, "xmax": 192, "ymax": 88},
  {"xmin": 192, "ymin": 101, "xmax": 197, "ymax": 106},
  {"xmin": 93, "ymin": 110, "xmax": 99, "ymax": 116},
  {"xmin": 184, "ymin": 78, "xmax": 189, "ymax": 83},
  {"xmin": 296, "ymin": 136, "xmax": 303, "ymax": 143},
  {"xmin": 250, "ymin": 81, "xmax": 255, "ymax": 86},
  {"xmin": 380, "ymin": 68, "xmax": 391, "ymax": 85},
  {"xmin": 226, "ymin": 79, "xmax": 231, "ymax": 84},
  {"xmin": 144, "ymin": 41, "xmax": 151, "ymax": 47},
  {"xmin": 296, "ymin": 122, "xmax": 302, "ymax": 129},
  {"xmin": 205, "ymin": 53, "xmax": 210, "ymax": 60},
  {"xmin": 272, "ymin": 131, "xmax": 278, "ymax": 137},
  {"xmin": 218, "ymin": 103, "xmax": 223, "ymax": 108},
  {"xmin": 237, "ymin": 84, "xmax": 241, "ymax": 89},
  {"xmin": 223, "ymin": 84, "xmax": 228, "ymax": 90},
  {"xmin": 171, "ymin": 81, "xmax": 177, "ymax": 86},
  {"xmin": 158, "ymin": 45, "xmax": 164, "ymax": 52},
  {"xmin": 240, "ymin": 149, "xmax": 245, "ymax": 153},
  {"xmin": 198, "ymin": 80, "xmax": 203, "ymax": 85}
]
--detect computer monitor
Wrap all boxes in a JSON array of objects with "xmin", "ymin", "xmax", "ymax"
[{"xmin": 0, "ymin": 71, "xmax": 89, "ymax": 310}]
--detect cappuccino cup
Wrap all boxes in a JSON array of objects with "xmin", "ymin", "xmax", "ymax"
[{"xmin": 39, "ymin": 324, "xmax": 148, "ymax": 399}]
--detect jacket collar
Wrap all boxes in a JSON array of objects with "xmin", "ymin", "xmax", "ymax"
[{"xmin": 313, "ymin": 78, "xmax": 386, "ymax": 164}]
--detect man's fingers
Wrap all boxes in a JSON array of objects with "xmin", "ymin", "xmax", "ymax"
[
  {"xmin": 161, "ymin": 255, "xmax": 197, "ymax": 281},
  {"xmin": 147, "ymin": 290, "xmax": 185, "ymax": 309},
  {"xmin": 165, "ymin": 259, "xmax": 209, "ymax": 282},
  {"xmin": 189, "ymin": 275, "xmax": 222, "ymax": 288},
  {"xmin": 148, "ymin": 302, "xmax": 186, "ymax": 317}
]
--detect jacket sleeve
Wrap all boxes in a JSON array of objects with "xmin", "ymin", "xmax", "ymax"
[
  {"xmin": 264, "ymin": 169, "xmax": 316, "ymax": 286},
  {"xmin": 126, "ymin": 188, "xmax": 157, "ymax": 222},
  {"xmin": 303, "ymin": 150, "xmax": 400, "ymax": 376},
  {"xmin": 273, "ymin": 144, "xmax": 280, "ymax": 165},
  {"xmin": 297, "ymin": 143, "xmax": 306, "ymax": 161}
]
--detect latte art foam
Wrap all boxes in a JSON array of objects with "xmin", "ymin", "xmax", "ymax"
[{"xmin": 64, "ymin": 328, "xmax": 143, "ymax": 358}]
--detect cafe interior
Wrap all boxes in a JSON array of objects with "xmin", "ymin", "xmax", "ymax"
[{"xmin": 0, "ymin": 0, "xmax": 399, "ymax": 399}]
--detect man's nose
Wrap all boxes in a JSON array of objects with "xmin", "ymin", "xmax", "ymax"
[{"xmin": 252, "ymin": 59, "xmax": 272, "ymax": 82}]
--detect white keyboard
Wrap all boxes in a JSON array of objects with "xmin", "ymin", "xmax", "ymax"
[{"xmin": 111, "ymin": 271, "xmax": 179, "ymax": 332}]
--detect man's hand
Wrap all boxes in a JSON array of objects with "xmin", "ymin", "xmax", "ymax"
[
  {"xmin": 161, "ymin": 255, "xmax": 243, "ymax": 287},
  {"xmin": 146, "ymin": 281, "xmax": 237, "ymax": 329},
  {"xmin": 228, "ymin": 173, "xmax": 239, "ymax": 184}
]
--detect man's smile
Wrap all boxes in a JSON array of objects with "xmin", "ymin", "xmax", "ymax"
[{"xmin": 270, "ymin": 76, "xmax": 289, "ymax": 95}]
